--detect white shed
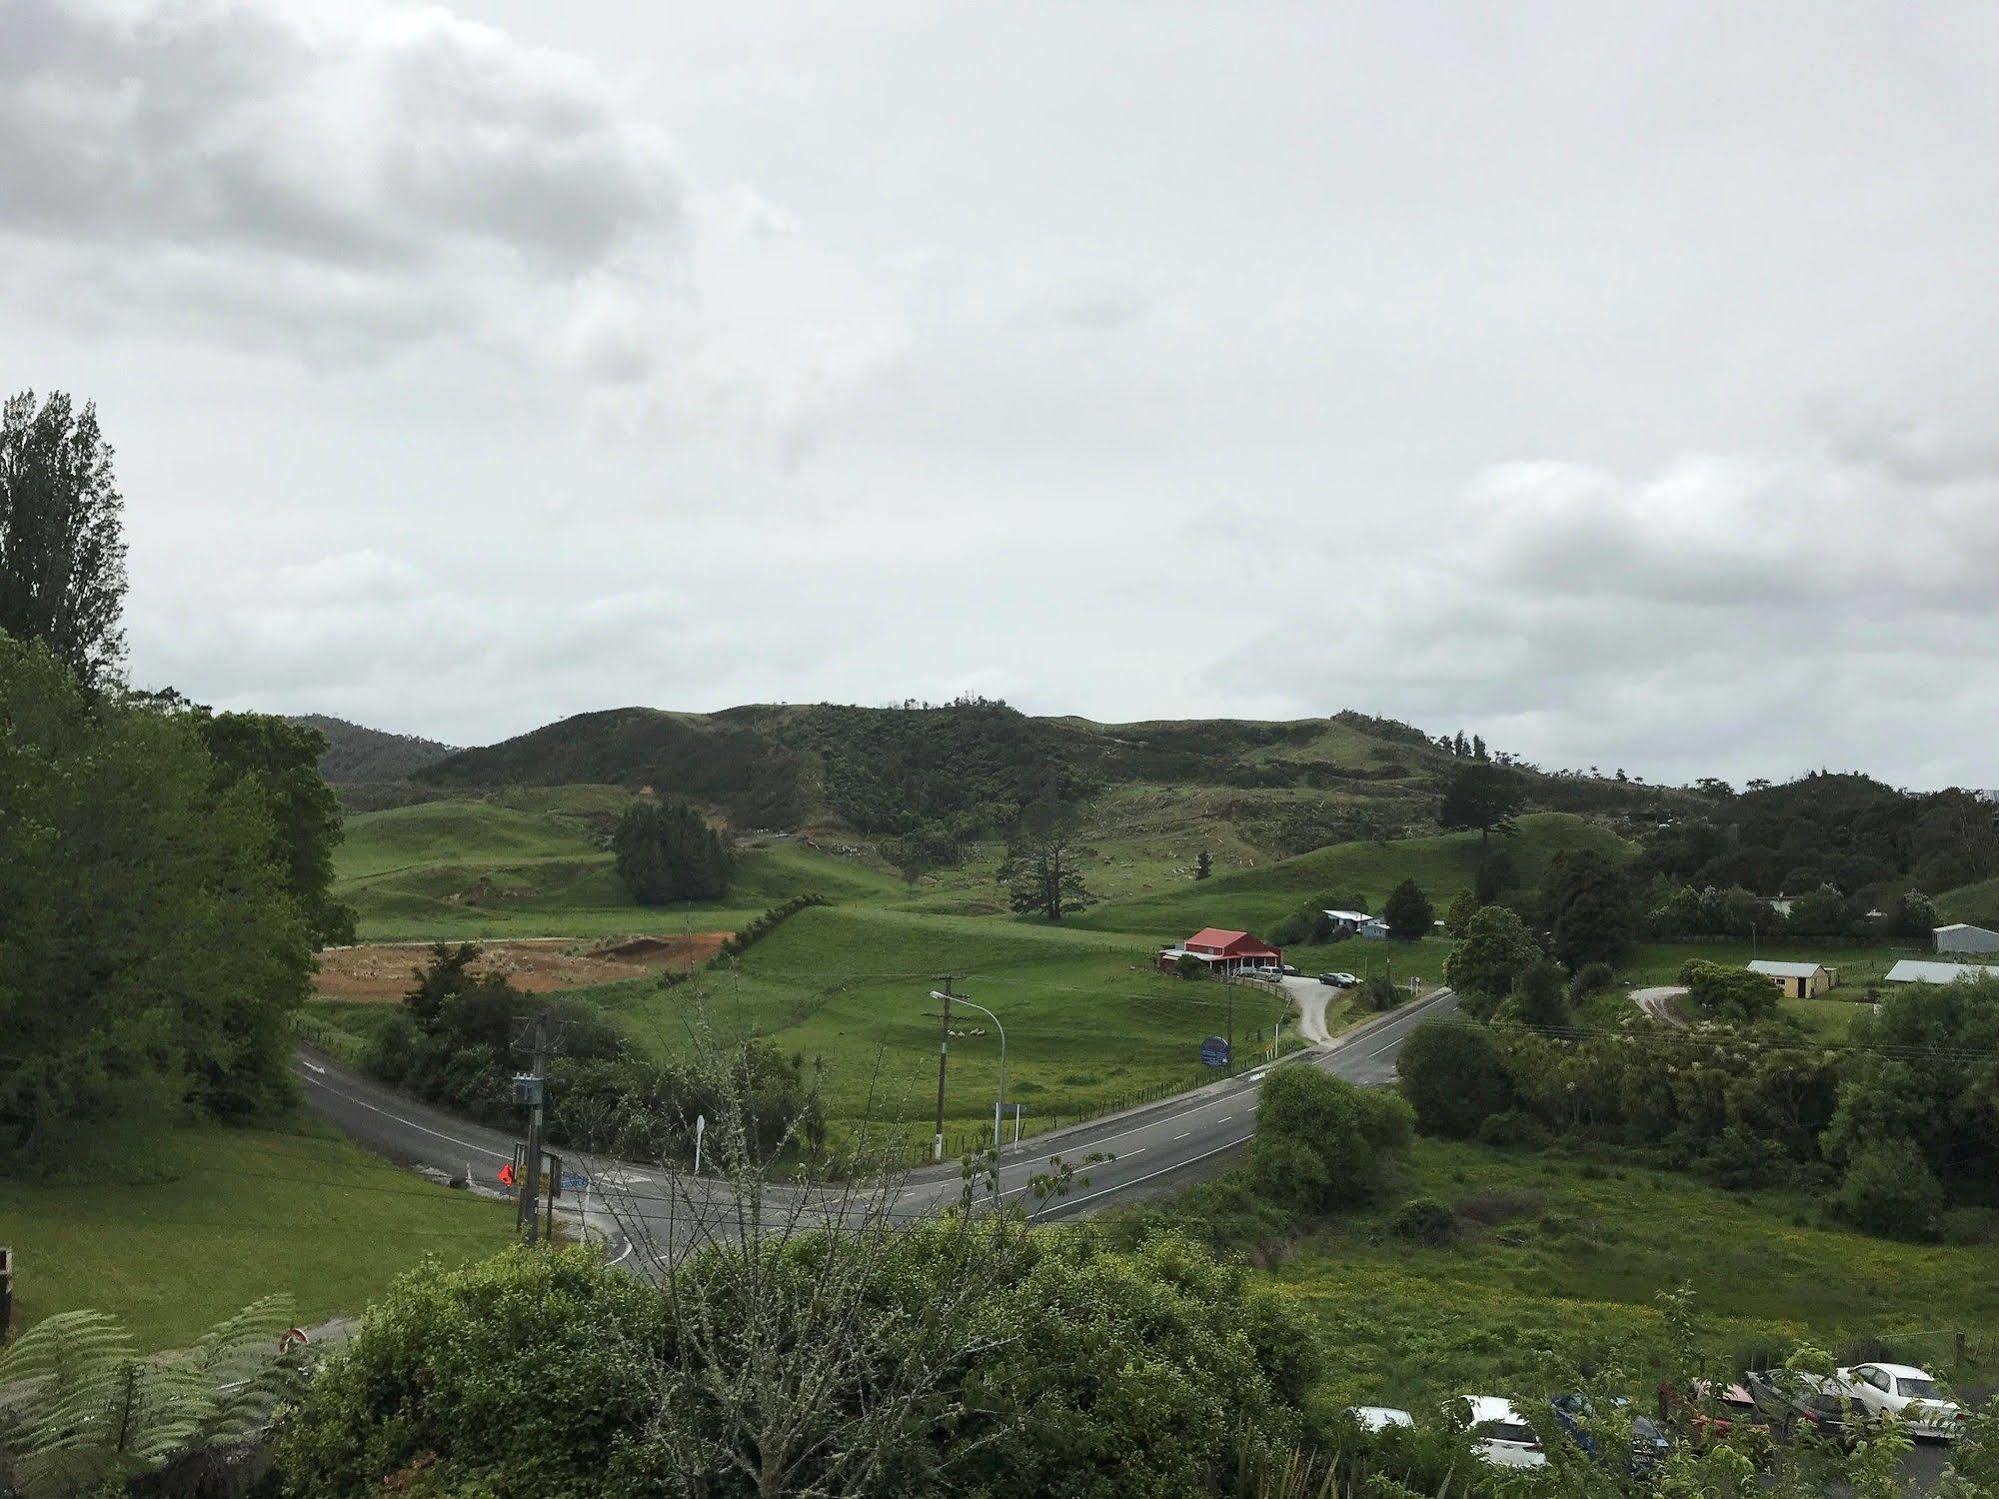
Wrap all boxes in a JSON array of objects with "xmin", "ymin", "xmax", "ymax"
[
  {"xmin": 1935, "ymin": 923, "xmax": 1999, "ymax": 956},
  {"xmin": 1885, "ymin": 959, "xmax": 1999, "ymax": 985}
]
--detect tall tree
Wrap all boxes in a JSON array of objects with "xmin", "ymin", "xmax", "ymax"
[
  {"xmin": 1382, "ymin": 878, "xmax": 1434, "ymax": 940},
  {"xmin": 1437, "ymin": 761, "xmax": 1525, "ymax": 847},
  {"xmin": 998, "ymin": 838, "xmax": 1091, "ymax": 921},
  {"xmin": 0, "ymin": 638, "xmax": 310, "ymax": 1171},
  {"xmin": 0, "ymin": 391, "xmax": 127, "ymax": 688},
  {"xmin": 198, "ymin": 711, "xmax": 355, "ymax": 947},
  {"xmin": 1545, "ymin": 848, "xmax": 1636, "ymax": 967}
]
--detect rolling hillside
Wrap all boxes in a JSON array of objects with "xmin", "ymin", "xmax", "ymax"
[
  {"xmin": 292, "ymin": 713, "xmax": 458, "ymax": 783},
  {"xmin": 333, "ymin": 788, "xmax": 904, "ymax": 941},
  {"xmin": 1069, "ymin": 813, "xmax": 1638, "ymax": 938},
  {"xmin": 412, "ymin": 700, "xmax": 1693, "ymax": 859}
]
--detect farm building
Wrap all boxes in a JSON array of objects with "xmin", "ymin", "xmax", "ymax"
[
  {"xmin": 1886, "ymin": 959, "xmax": 1999, "ymax": 985},
  {"xmin": 1157, "ymin": 928, "xmax": 1283, "ymax": 976},
  {"xmin": 1935, "ymin": 923, "xmax": 1999, "ymax": 956},
  {"xmin": 1746, "ymin": 959, "xmax": 1837, "ymax": 998},
  {"xmin": 1322, "ymin": 909, "xmax": 1390, "ymax": 940}
]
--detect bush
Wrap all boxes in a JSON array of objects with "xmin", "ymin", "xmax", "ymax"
[
  {"xmin": 1389, "ymin": 1196, "xmax": 1457, "ymax": 1246},
  {"xmin": 1829, "ymin": 1138, "xmax": 1943, "ymax": 1239},
  {"xmin": 277, "ymin": 1246, "xmax": 668, "ymax": 1498},
  {"xmin": 1678, "ymin": 960, "xmax": 1779, "ymax": 1022},
  {"xmin": 1395, "ymin": 1022, "xmax": 1511, "ymax": 1139},
  {"xmin": 1358, "ymin": 973, "xmax": 1400, "ymax": 1012},
  {"xmin": 1476, "ymin": 1109, "xmax": 1551, "ymax": 1149},
  {"xmin": 1250, "ymin": 1067, "xmax": 1412, "ymax": 1213},
  {"xmin": 1569, "ymin": 961, "xmax": 1614, "ymax": 1001}
]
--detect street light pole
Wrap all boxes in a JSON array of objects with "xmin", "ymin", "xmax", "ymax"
[{"xmin": 947, "ymin": 995, "xmax": 1007, "ymax": 1154}]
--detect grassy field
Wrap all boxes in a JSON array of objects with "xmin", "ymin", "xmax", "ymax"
[
  {"xmin": 1067, "ymin": 814, "xmax": 1634, "ymax": 939},
  {"xmin": 310, "ymin": 903, "xmax": 1293, "ymax": 1153},
  {"xmin": 0, "ymin": 1122, "xmax": 515, "ymax": 1350},
  {"xmin": 1263, "ymin": 1137, "xmax": 1999, "ymax": 1417},
  {"xmin": 334, "ymin": 792, "xmax": 905, "ymax": 941}
]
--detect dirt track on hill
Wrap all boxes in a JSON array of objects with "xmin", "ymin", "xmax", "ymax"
[{"xmin": 313, "ymin": 934, "xmax": 732, "ymax": 1001}]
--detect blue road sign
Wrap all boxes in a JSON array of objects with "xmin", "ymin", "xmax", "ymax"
[
  {"xmin": 561, "ymin": 1173, "xmax": 589, "ymax": 1191},
  {"xmin": 1201, "ymin": 1035, "xmax": 1231, "ymax": 1068}
]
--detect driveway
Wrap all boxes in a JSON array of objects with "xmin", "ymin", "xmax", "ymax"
[{"xmin": 1278, "ymin": 974, "xmax": 1339, "ymax": 1043}]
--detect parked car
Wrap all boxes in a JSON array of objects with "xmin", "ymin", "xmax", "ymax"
[
  {"xmin": 1744, "ymin": 1370, "xmax": 1878, "ymax": 1448},
  {"xmin": 1837, "ymin": 1363, "xmax": 1968, "ymax": 1441},
  {"xmin": 1549, "ymin": 1394, "xmax": 1671, "ymax": 1472},
  {"xmin": 1317, "ymin": 971, "xmax": 1359, "ymax": 988},
  {"xmin": 1280, "ymin": 964, "xmax": 1302, "ymax": 977},
  {"xmin": 1657, "ymin": 1379, "xmax": 1767, "ymax": 1449},
  {"xmin": 1240, "ymin": 968, "xmax": 1282, "ymax": 984},
  {"xmin": 1454, "ymin": 1396, "xmax": 1547, "ymax": 1468},
  {"xmin": 1348, "ymin": 1406, "xmax": 1415, "ymax": 1434}
]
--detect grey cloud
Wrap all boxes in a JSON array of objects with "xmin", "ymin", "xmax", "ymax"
[{"xmin": 0, "ymin": 0, "xmax": 681, "ymax": 347}]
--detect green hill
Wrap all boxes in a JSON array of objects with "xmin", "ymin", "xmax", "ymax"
[
  {"xmin": 334, "ymin": 790, "xmax": 903, "ymax": 940},
  {"xmin": 1940, "ymin": 875, "xmax": 1999, "ymax": 929},
  {"xmin": 1069, "ymin": 813, "xmax": 1637, "ymax": 939},
  {"xmin": 415, "ymin": 701, "xmax": 1692, "ymax": 862},
  {"xmin": 291, "ymin": 713, "xmax": 457, "ymax": 783}
]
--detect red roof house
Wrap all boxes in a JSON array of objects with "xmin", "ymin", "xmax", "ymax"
[{"xmin": 1157, "ymin": 928, "xmax": 1284, "ymax": 975}]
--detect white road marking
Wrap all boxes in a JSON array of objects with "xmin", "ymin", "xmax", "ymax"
[
  {"xmin": 1055, "ymin": 1135, "xmax": 1256, "ymax": 1211},
  {"xmin": 1217, "ymin": 1115, "xmax": 1233, "ymax": 1122},
  {"xmin": 296, "ymin": 1070, "xmax": 510, "ymax": 1162},
  {"xmin": 1173, "ymin": 1132, "xmax": 1191, "ymax": 1141},
  {"xmin": 300, "ymin": 1059, "xmax": 327, "ymax": 1075}
]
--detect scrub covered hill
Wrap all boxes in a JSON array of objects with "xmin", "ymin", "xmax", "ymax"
[
  {"xmin": 415, "ymin": 700, "xmax": 1693, "ymax": 855},
  {"xmin": 291, "ymin": 714, "xmax": 458, "ymax": 783}
]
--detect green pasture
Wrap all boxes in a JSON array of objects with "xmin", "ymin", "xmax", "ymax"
[
  {"xmin": 1266, "ymin": 1137, "xmax": 1999, "ymax": 1416},
  {"xmin": 0, "ymin": 1122, "xmax": 514, "ymax": 1351}
]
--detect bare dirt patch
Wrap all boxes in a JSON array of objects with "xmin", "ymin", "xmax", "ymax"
[{"xmin": 313, "ymin": 933, "xmax": 733, "ymax": 1002}]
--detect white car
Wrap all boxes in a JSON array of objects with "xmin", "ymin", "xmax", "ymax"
[
  {"xmin": 1349, "ymin": 1406, "xmax": 1415, "ymax": 1434},
  {"xmin": 1455, "ymin": 1396, "xmax": 1547, "ymax": 1468},
  {"xmin": 1838, "ymin": 1363, "xmax": 1967, "ymax": 1440}
]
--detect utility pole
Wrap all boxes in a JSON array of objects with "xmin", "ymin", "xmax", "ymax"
[
  {"xmin": 932, "ymin": 975, "xmax": 955, "ymax": 1162},
  {"xmin": 1226, "ymin": 979, "xmax": 1236, "ymax": 1074},
  {"xmin": 513, "ymin": 1016, "xmax": 549, "ymax": 1242}
]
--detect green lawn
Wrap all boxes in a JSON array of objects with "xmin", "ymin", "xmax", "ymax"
[
  {"xmin": 0, "ymin": 1122, "xmax": 515, "ymax": 1350},
  {"xmin": 1264, "ymin": 1137, "xmax": 1999, "ymax": 1416},
  {"xmin": 1067, "ymin": 814, "xmax": 1634, "ymax": 940},
  {"xmin": 335, "ymin": 793, "xmax": 905, "ymax": 941}
]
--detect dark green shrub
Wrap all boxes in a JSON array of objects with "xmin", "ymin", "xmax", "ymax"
[
  {"xmin": 1249, "ymin": 1067, "xmax": 1412, "ymax": 1213},
  {"xmin": 1569, "ymin": 961, "xmax": 1614, "ymax": 1000},
  {"xmin": 1389, "ymin": 1197, "xmax": 1457, "ymax": 1246},
  {"xmin": 1829, "ymin": 1138, "xmax": 1942, "ymax": 1238},
  {"xmin": 1395, "ymin": 1021, "xmax": 1511, "ymax": 1138}
]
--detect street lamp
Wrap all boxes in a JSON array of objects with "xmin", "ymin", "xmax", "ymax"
[{"xmin": 934, "ymin": 991, "xmax": 1007, "ymax": 1153}]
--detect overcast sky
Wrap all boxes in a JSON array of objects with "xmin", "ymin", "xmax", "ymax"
[{"xmin": 6, "ymin": 0, "xmax": 1997, "ymax": 787}]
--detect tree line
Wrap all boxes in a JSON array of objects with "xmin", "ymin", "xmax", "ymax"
[{"xmin": 1, "ymin": 390, "xmax": 352, "ymax": 1174}]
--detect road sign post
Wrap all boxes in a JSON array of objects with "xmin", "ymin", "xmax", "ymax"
[{"xmin": 694, "ymin": 1114, "xmax": 706, "ymax": 1175}]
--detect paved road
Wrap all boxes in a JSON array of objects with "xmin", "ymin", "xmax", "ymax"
[{"xmin": 297, "ymin": 986, "xmax": 1461, "ymax": 1249}]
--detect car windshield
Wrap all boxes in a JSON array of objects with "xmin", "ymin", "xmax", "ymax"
[
  {"xmin": 1478, "ymin": 1422, "xmax": 1536, "ymax": 1445},
  {"xmin": 1897, "ymin": 1378, "xmax": 1943, "ymax": 1399}
]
